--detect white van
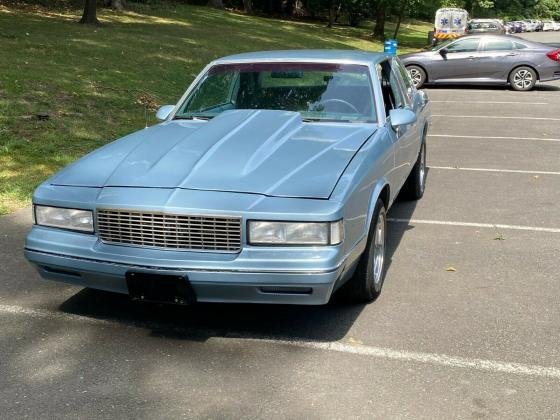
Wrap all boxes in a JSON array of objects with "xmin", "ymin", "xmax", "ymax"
[{"xmin": 434, "ymin": 8, "xmax": 469, "ymax": 41}]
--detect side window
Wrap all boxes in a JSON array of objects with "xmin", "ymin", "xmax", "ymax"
[
  {"xmin": 446, "ymin": 38, "xmax": 480, "ymax": 53},
  {"xmin": 379, "ymin": 61, "xmax": 406, "ymax": 118},
  {"xmin": 483, "ymin": 39, "xmax": 514, "ymax": 51}
]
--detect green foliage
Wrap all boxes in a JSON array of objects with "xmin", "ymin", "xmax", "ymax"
[{"xmin": 534, "ymin": 0, "xmax": 560, "ymax": 19}]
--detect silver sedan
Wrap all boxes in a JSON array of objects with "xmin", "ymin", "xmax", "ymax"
[{"xmin": 400, "ymin": 35, "xmax": 560, "ymax": 91}]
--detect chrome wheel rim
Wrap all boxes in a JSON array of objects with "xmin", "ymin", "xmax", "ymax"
[
  {"xmin": 419, "ymin": 143, "xmax": 426, "ymax": 191},
  {"xmin": 408, "ymin": 68, "xmax": 422, "ymax": 87},
  {"xmin": 372, "ymin": 211, "xmax": 386, "ymax": 286},
  {"xmin": 513, "ymin": 69, "xmax": 533, "ymax": 89}
]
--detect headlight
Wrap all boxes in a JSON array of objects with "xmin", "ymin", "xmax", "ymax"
[
  {"xmin": 34, "ymin": 205, "xmax": 94, "ymax": 233},
  {"xmin": 248, "ymin": 220, "xmax": 343, "ymax": 246}
]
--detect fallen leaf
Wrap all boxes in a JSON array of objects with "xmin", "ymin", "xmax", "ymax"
[{"xmin": 445, "ymin": 267, "xmax": 456, "ymax": 272}]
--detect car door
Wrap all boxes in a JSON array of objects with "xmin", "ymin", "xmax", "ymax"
[
  {"xmin": 379, "ymin": 60, "xmax": 417, "ymax": 190},
  {"xmin": 477, "ymin": 37, "xmax": 519, "ymax": 81},
  {"xmin": 431, "ymin": 37, "xmax": 482, "ymax": 82},
  {"xmin": 392, "ymin": 58, "xmax": 423, "ymax": 172}
]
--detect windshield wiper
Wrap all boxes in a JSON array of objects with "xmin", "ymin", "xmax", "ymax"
[
  {"xmin": 174, "ymin": 115, "xmax": 213, "ymax": 121},
  {"xmin": 302, "ymin": 117, "xmax": 359, "ymax": 123}
]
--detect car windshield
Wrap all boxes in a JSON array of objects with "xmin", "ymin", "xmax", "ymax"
[{"xmin": 174, "ymin": 62, "xmax": 376, "ymax": 123}]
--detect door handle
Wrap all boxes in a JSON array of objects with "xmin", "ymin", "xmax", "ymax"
[
  {"xmin": 467, "ymin": 56, "xmax": 476, "ymax": 60},
  {"xmin": 506, "ymin": 53, "xmax": 519, "ymax": 57}
]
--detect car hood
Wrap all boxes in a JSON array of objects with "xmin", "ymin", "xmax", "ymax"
[
  {"xmin": 399, "ymin": 51, "xmax": 431, "ymax": 61},
  {"xmin": 49, "ymin": 110, "xmax": 376, "ymax": 199}
]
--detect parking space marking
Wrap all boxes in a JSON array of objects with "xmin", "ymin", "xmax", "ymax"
[
  {"xmin": 429, "ymin": 166, "xmax": 560, "ymax": 176},
  {"xmin": 432, "ymin": 115, "xmax": 560, "ymax": 122},
  {"xmin": 388, "ymin": 218, "xmax": 560, "ymax": 234},
  {"xmin": 430, "ymin": 100, "xmax": 548, "ymax": 105},
  {"xmin": 2, "ymin": 303, "xmax": 560, "ymax": 379},
  {"xmin": 428, "ymin": 134, "xmax": 560, "ymax": 143}
]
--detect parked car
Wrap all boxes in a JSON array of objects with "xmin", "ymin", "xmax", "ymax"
[
  {"xmin": 517, "ymin": 21, "xmax": 529, "ymax": 32},
  {"xmin": 401, "ymin": 35, "xmax": 560, "ymax": 91},
  {"xmin": 535, "ymin": 20, "xmax": 544, "ymax": 32},
  {"xmin": 543, "ymin": 20, "xmax": 555, "ymax": 31},
  {"xmin": 507, "ymin": 21, "xmax": 523, "ymax": 33},
  {"xmin": 24, "ymin": 51, "xmax": 430, "ymax": 305},
  {"xmin": 467, "ymin": 19, "xmax": 506, "ymax": 34},
  {"xmin": 554, "ymin": 21, "xmax": 560, "ymax": 31},
  {"xmin": 523, "ymin": 19, "xmax": 538, "ymax": 32}
]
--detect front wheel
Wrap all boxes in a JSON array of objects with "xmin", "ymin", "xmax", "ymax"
[
  {"xmin": 509, "ymin": 66, "xmax": 537, "ymax": 91},
  {"xmin": 402, "ymin": 140, "xmax": 427, "ymax": 200},
  {"xmin": 407, "ymin": 65, "xmax": 427, "ymax": 89},
  {"xmin": 343, "ymin": 200, "xmax": 387, "ymax": 303}
]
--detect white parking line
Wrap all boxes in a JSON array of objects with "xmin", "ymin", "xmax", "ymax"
[
  {"xmin": 429, "ymin": 166, "xmax": 560, "ymax": 176},
  {"xmin": 432, "ymin": 115, "xmax": 560, "ymax": 121},
  {"xmin": 430, "ymin": 100, "xmax": 548, "ymax": 105},
  {"xmin": 1, "ymin": 303, "xmax": 560, "ymax": 379},
  {"xmin": 388, "ymin": 218, "xmax": 560, "ymax": 234},
  {"xmin": 429, "ymin": 134, "xmax": 560, "ymax": 143}
]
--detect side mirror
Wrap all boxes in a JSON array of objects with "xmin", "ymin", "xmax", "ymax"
[
  {"xmin": 439, "ymin": 47, "xmax": 448, "ymax": 56},
  {"xmin": 155, "ymin": 105, "xmax": 175, "ymax": 121},
  {"xmin": 389, "ymin": 108, "xmax": 417, "ymax": 129}
]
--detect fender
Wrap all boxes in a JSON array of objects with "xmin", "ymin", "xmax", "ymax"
[
  {"xmin": 338, "ymin": 177, "xmax": 391, "ymax": 285},
  {"xmin": 365, "ymin": 177, "xmax": 391, "ymax": 239}
]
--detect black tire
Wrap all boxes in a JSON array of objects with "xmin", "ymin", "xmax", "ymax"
[
  {"xmin": 402, "ymin": 140, "xmax": 427, "ymax": 200},
  {"xmin": 344, "ymin": 200, "xmax": 387, "ymax": 303},
  {"xmin": 509, "ymin": 66, "xmax": 537, "ymax": 91},
  {"xmin": 406, "ymin": 65, "xmax": 427, "ymax": 89}
]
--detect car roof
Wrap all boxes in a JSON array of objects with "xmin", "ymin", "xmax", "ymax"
[{"xmin": 212, "ymin": 50, "xmax": 389, "ymax": 65}]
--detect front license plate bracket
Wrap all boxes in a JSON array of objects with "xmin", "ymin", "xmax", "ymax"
[{"xmin": 126, "ymin": 272, "xmax": 196, "ymax": 305}]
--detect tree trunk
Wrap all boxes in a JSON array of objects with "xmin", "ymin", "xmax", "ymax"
[
  {"xmin": 372, "ymin": 3, "xmax": 385, "ymax": 40},
  {"xmin": 207, "ymin": 0, "xmax": 223, "ymax": 8},
  {"xmin": 285, "ymin": 0, "xmax": 294, "ymax": 16},
  {"xmin": 79, "ymin": 0, "xmax": 99, "ymax": 25},
  {"xmin": 327, "ymin": 0, "xmax": 335, "ymax": 28},
  {"xmin": 393, "ymin": 0, "xmax": 408, "ymax": 39},
  {"xmin": 111, "ymin": 0, "xmax": 125, "ymax": 11},
  {"xmin": 243, "ymin": 0, "xmax": 252, "ymax": 13}
]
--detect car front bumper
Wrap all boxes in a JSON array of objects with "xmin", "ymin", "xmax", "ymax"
[{"xmin": 25, "ymin": 226, "xmax": 357, "ymax": 305}]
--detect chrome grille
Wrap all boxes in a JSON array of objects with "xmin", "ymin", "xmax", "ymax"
[{"xmin": 96, "ymin": 209, "xmax": 242, "ymax": 252}]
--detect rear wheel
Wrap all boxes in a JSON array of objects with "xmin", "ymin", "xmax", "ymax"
[
  {"xmin": 344, "ymin": 200, "xmax": 387, "ymax": 303},
  {"xmin": 406, "ymin": 65, "xmax": 427, "ymax": 89},
  {"xmin": 509, "ymin": 66, "xmax": 537, "ymax": 91}
]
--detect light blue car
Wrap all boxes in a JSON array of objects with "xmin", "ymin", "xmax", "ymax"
[{"xmin": 25, "ymin": 50, "xmax": 430, "ymax": 305}]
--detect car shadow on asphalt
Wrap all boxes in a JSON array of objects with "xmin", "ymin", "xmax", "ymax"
[{"xmin": 57, "ymin": 191, "xmax": 419, "ymax": 343}]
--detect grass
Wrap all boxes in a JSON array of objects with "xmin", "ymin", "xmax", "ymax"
[{"xmin": 0, "ymin": 4, "xmax": 431, "ymax": 214}]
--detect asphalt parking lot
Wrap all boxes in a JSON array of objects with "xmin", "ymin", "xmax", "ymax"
[{"xmin": 1, "ymin": 34, "xmax": 560, "ymax": 418}]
